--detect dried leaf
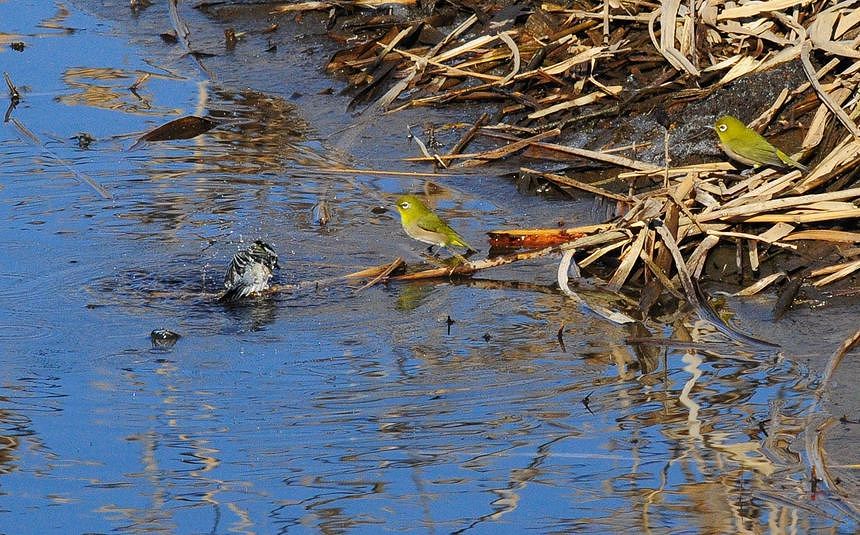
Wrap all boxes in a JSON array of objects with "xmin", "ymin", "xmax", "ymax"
[
  {"xmin": 795, "ymin": 136, "xmax": 860, "ymax": 193},
  {"xmin": 801, "ymin": 88, "xmax": 852, "ymax": 151},
  {"xmin": 558, "ymin": 249, "xmax": 636, "ymax": 324},
  {"xmin": 698, "ymin": 188, "xmax": 860, "ymax": 222},
  {"xmin": 799, "ymin": 41, "xmax": 860, "ymax": 138},
  {"xmin": 784, "ymin": 230, "xmax": 860, "ymax": 242},
  {"xmin": 497, "ymin": 32, "xmax": 520, "ymax": 85},
  {"xmin": 652, "ymin": 1, "xmax": 700, "ymax": 75},
  {"xmin": 812, "ymin": 259, "xmax": 860, "ymax": 287},
  {"xmin": 527, "ymin": 86, "xmax": 622, "ymax": 119},
  {"xmin": 735, "ymin": 272, "xmax": 787, "ymax": 296},
  {"xmin": 808, "ymin": 8, "xmax": 860, "ymax": 58},
  {"xmin": 608, "ymin": 226, "xmax": 648, "ymax": 291},
  {"xmin": 131, "ymin": 116, "xmax": 218, "ymax": 150},
  {"xmin": 718, "ymin": 0, "xmax": 811, "ymax": 20},
  {"xmin": 758, "ymin": 222, "xmax": 796, "ymax": 243}
]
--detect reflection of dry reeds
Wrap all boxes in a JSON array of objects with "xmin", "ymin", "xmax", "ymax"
[{"xmin": 803, "ymin": 327, "xmax": 860, "ymax": 518}]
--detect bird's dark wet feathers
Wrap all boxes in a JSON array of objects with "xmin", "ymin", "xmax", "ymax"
[{"xmin": 220, "ymin": 240, "xmax": 279, "ymax": 301}]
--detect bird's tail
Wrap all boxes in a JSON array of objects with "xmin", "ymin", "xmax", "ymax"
[
  {"xmin": 778, "ymin": 150, "xmax": 809, "ymax": 172},
  {"xmin": 452, "ymin": 236, "xmax": 478, "ymax": 254}
]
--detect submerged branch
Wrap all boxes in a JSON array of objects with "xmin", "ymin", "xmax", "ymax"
[{"xmin": 10, "ymin": 118, "xmax": 111, "ymax": 199}]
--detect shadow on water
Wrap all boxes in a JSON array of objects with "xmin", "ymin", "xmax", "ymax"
[{"xmin": 0, "ymin": 0, "xmax": 857, "ymax": 533}]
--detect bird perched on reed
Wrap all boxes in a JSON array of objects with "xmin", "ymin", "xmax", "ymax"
[
  {"xmin": 394, "ymin": 194, "xmax": 476, "ymax": 255},
  {"xmin": 714, "ymin": 115, "xmax": 808, "ymax": 172},
  {"xmin": 220, "ymin": 240, "xmax": 279, "ymax": 301}
]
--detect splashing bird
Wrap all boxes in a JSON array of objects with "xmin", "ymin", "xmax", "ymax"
[{"xmin": 221, "ymin": 240, "xmax": 279, "ymax": 301}]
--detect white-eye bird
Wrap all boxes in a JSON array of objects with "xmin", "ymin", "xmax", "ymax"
[
  {"xmin": 395, "ymin": 194, "xmax": 476, "ymax": 254},
  {"xmin": 714, "ymin": 115, "xmax": 808, "ymax": 172}
]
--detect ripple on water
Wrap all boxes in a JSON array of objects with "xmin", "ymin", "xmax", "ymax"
[
  {"xmin": 0, "ymin": 320, "xmax": 54, "ymax": 342},
  {"xmin": 0, "ymin": 257, "xmax": 97, "ymax": 308},
  {"xmin": 0, "ymin": 272, "xmax": 29, "ymax": 302},
  {"xmin": 0, "ymin": 273, "xmax": 66, "ymax": 346}
]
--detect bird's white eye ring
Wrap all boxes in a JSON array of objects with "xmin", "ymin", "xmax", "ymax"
[
  {"xmin": 400, "ymin": 202, "xmax": 410, "ymax": 209},
  {"xmin": 717, "ymin": 124, "xmax": 727, "ymax": 132}
]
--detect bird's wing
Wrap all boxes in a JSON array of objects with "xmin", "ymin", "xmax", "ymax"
[
  {"xmin": 224, "ymin": 258, "xmax": 240, "ymax": 286},
  {"xmin": 416, "ymin": 214, "xmax": 475, "ymax": 251},
  {"xmin": 739, "ymin": 143, "xmax": 786, "ymax": 167},
  {"xmin": 416, "ymin": 212, "xmax": 445, "ymax": 233}
]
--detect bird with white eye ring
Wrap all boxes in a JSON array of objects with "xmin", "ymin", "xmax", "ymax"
[
  {"xmin": 394, "ymin": 194, "xmax": 476, "ymax": 256},
  {"xmin": 714, "ymin": 115, "xmax": 807, "ymax": 172}
]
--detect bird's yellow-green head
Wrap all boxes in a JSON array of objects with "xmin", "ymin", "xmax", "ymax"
[
  {"xmin": 395, "ymin": 194, "xmax": 431, "ymax": 227},
  {"xmin": 713, "ymin": 115, "xmax": 807, "ymax": 171},
  {"xmin": 714, "ymin": 116, "xmax": 747, "ymax": 143},
  {"xmin": 714, "ymin": 115, "xmax": 760, "ymax": 156}
]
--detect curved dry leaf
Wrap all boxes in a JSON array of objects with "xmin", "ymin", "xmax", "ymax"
[
  {"xmin": 801, "ymin": 88, "xmax": 852, "ymax": 151},
  {"xmin": 650, "ymin": 3, "xmax": 700, "ymax": 76},
  {"xmin": 750, "ymin": 88, "xmax": 790, "ymax": 131},
  {"xmin": 130, "ymin": 116, "xmax": 219, "ymax": 150},
  {"xmin": 558, "ymin": 249, "xmax": 636, "ymax": 324},
  {"xmin": 497, "ymin": 32, "xmax": 520, "ymax": 85}
]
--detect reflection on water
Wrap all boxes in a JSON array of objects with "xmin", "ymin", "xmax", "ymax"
[
  {"xmin": 0, "ymin": 0, "xmax": 857, "ymax": 533},
  {"xmin": 59, "ymin": 67, "xmax": 180, "ymax": 115}
]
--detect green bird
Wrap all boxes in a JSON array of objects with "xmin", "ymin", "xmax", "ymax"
[
  {"xmin": 714, "ymin": 115, "xmax": 808, "ymax": 172},
  {"xmin": 395, "ymin": 194, "xmax": 477, "ymax": 254}
]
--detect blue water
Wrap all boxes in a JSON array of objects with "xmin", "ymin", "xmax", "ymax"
[{"xmin": 0, "ymin": 1, "xmax": 857, "ymax": 533}]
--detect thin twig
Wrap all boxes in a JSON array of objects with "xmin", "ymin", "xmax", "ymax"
[
  {"xmin": 447, "ymin": 112, "xmax": 489, "ymax": 157},
  {"xmin": 355, "ymin": 257, "xmax": 405, "ymax": 291},
  {"xmin": 388, "ymin": 246, "xmax": 559, "ymax": 282},
  {"xmin": 4, "ymin": 72, "xmax": 20, "ymax": 103}
]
